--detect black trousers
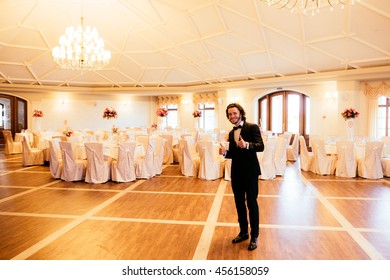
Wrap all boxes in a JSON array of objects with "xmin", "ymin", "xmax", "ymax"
[{"xmin": 231, "ymin": 173, "xmax": 259, "ymax": 238}]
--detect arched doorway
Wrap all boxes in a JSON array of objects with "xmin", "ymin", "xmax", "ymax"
[
  {"xmin": 258, "ymin": 90, "xmax": 310, "ymax": 143},
  {"xmin": 0, "ymin": 94, "xmax": 28, "ymax": 145}
]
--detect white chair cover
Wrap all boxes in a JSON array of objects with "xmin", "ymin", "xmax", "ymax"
[
  {"xmin": 299, "ymin": 136, "xmax": 313, "ymax": 171},
  {"xmin": 257, "ymin": 138, "xmax": 277, "ymax": 180},
  {"xmin": 59, "ymin": 141, "xmax": 87, "ymax": 181},
  {"xmin": 22, "ymin": 136, "xmax": 44, "ymax": 166},
  {"xmin": 274, "ymin": 136, "xmax": 288, "ymax": 176},
  {"xmin": 179, "ymin": 139, "xmax": 200, "ymax": 177},
  {"xmin": 310, "ymin": 139, "xmax": 336, "ymax": 175},
  {"xmin": 49, "ymin": 139, "xmax": 62, "ymax": 179},
  {"xmin": 381, "ymin": 136, "xmax": 390, "ymax": 157},
  {"xmin": 335, "ymin": 141, "xmax": 357, "ymax": 177},
  {"xmin": 3, "ymin": 130, "xmax": 22, "ymax": 155},
  {"xmin": 135, "ymin": 135, "xmax": 156, "ymax": 179},
  {"xmin": 358, "ymin": 141, "xmax": 383, "ymax": 179},
  {"xmin": 224, "ymin": 158, "xmax": 232, "ymax": 181},
  {"xmin": 198, "ymin": 141, "xmax": 224, "ymax": 180},
  {"xmin": 286, "ymin": 133, "xmax": 299, "ymax": 161},
  {"xmin": 154, "ymin": 137, "xmax": 165, "ymax": 175},
  {"xmin": 161, "ymin": 134, "xmax": 173, "ymax": 164},
  {"xmin": 84, "ymin": 142, "xmax": 111, "ymax": 183},
  {"xmin": 111, "ymin": 142, "xmax": 136, "ymax": 182}
]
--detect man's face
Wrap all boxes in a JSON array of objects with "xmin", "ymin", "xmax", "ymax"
[{"xmin": 227, "ymin": 107, "xmax": 242, "ymax": 125}]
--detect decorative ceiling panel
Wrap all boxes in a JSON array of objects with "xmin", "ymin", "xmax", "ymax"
[{"xmin": 0, "ymin": 0, "xmax": 389, "ymax": 88}]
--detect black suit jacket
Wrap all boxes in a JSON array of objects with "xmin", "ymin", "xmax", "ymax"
[{"xmin": 225, "ymin": 121, "xmax": 264, "ymax": 177}]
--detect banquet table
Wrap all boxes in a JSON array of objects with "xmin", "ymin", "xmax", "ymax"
[
  {"xmin": 74, "ymin": 142, "xmax": 145, "ymax": 160},
  {"xmin": 325, "ymin": 144, "xmax": 365, "ymax": 160}
]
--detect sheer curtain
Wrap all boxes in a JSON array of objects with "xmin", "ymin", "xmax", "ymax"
[{"xmin": 364, "ymin": 82, "xmax": 390, "ymax": 139}]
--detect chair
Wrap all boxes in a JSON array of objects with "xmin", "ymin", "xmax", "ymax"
[
  {"xmin": 59, "ymin": 141, "xmax": 87, "ymax": 181},
  {"xmin": 198, "ymin": 141, "xmax": 224, "ymax": 180},
  {"xmin": 84, "ymin": 142, "xmax": 111, "ymax": 183},
  {"xmin": 286, "ymin": 133, "xmax": 299, "ymax": 161},
  {"xmin": 274, "ymin": 136, "xmax": 288, "ymax": 176},
  {"xmin": 21, "ymin": 136, "xmax": 44, "ymax": 166},
  {"xmin": 2, "ymin": 130, "xmax": 22, "ymax": 155},
  {"xmin": 154, "ymin": 137, "xmax": 165, "ymax": 175},
  {"xmin": 49, "ymin": 139, "xmax": 62, "ymax": 179},
  {"xmin": 358, "ymin": 141, "xmax": 384, "ymax": 179},
  {"xmin": 135, "ymin": 135, "xmax": 156, "ymax": 179},
  {"xmin": 257, "ymin": 138, "xmax": 277, "ymax": 180},
  {"xmin": 299, "ymin": 136, "xmax": 313, "ymax": 171},
  {"xmin": 310, "ymin": 139, "xmax": 336, "ymax": 175},
  {"xmin": 111, "ymin": 142, "xmax": 136, "ymax": 182},
  {"xmin": 381, "ymin": 136, "xmax": 390, "ymax": 157},
  {"xmin": 179, "ymin": 139, "xmax": 200, "ymax": 177},
  {"xmin": 224, "ymin": 158, "xmax": 232, "ymax": 181},
  {"xmin": 161, "ymin": 134, "xmax": 173, "ymax": 164},
  {"xmin": 335, "ymin": 141, "xmax": 357, "ymax": 178}
]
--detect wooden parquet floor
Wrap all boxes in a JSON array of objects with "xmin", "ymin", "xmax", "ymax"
[{"xmin": 1, "ymin": 152, "xmax": 390, "ymax": 260}]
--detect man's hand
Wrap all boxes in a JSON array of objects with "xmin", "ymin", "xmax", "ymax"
[
  {"xmin": 219, "ymin": 142, "xmax": 227, "ymax": 155},
  {"xmin": 237, "ymin": 135, "xmax": 247, "ymax": 149}
]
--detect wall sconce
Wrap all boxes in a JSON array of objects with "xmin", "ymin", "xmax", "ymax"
[
  {"xmin": 123, "ymin": 100, "xmax": 131, "ymax": 106},
  {"xmin": 181, "ymin": 99, "xmax": 189, "ymax": 105},
  {"xmin": 60, "ymin": 99, "xmax": 69, "ymax": 104}
]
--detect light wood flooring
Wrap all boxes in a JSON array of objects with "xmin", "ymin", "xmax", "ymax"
[{"xmin": 1, "ymin": 151, "xmax": 390, "ymax": 260}]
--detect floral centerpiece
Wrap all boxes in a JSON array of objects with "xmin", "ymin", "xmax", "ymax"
[
  {"xmin": 63, "ymin": 128, "xmax": 73, "ymax": 137},
  {"xmin": 156, "ymin": 107, "xmax": 168, "ymax": 117},
  {"xmin": 192, "ymin": 110, "xmax": 202, "ymax": 118},
  {"xmin": 151, "ymin": 123, "xmax": 157, "ymax": 129},
  {"xmin": 111, "ymin": 125, "xmax": 119, "ymax": 134},
  {"xmin": 103, "ymin": 107, "xmax": 117, "ymax": 119},
  {"xmin": 32, "ymin": 109, "xmax": 43, "ymax": 117},
  {"xmin": 341, "ymin": 108, "xmax": 359, "ymax": 120}
]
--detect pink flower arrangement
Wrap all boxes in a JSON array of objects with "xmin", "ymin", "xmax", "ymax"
[
  {"xmin": 156, "ymin": 107, "xmax": 168, "ymax": 117},
  {"xmin": 32, "ymin": 109, "xmax": 43, "ymax": 117},
  {"xmin": 103, "ymin": 107, "xmax": 117, "ymax": 119},
  {"xmin": 341, "ymin": 108, "xmax": 359, "ymax": 120},
  {"xmin": 192, "ymin": 110, "xmax": 202, "ymax": 118},
  {"xmin": 63, "ymin": 128, "xmax": 73, "ymax": 137}
]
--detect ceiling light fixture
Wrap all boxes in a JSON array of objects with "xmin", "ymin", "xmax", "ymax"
[
  {"xmin": 52, "ymin": 2, "xmax": 111, "ymax": 71},
  {"xmin": 260, "ymin": 0, "xmax": 361, "ymax": 16}
]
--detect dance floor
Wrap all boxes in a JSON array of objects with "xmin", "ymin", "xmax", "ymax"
[{"xmin": 1, "ymin": 151, "xmax": 390, "ymax": 260}]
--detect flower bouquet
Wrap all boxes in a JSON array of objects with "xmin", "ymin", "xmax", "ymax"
[
  {"xmin": 192, "ymin": 110, "xmax": 202, "ymax": 118},
  {"xmin": 103, "ymin": 107, "xmax": 117, "ymax": 119},
  {"xmin": 341, "ymin": 108, "xmax": 359, "ymax": 120},
  {"xmin": 151, "ymin": 123, "xmax": 158, "ymax": 129},
  {"xmin": 112, "ymin": 126, "xmax": 119, "ymax": 134},
  {"xmin": 63, "ymin": 128, "xmax": 73, "ymax": 137},
  {"xmin": 156, "ymin": 107, "xmax": 168, "ymax": 117},
  {"xmin": 32, "ymin": 109, "xmax": 43, "ymax": 117}
]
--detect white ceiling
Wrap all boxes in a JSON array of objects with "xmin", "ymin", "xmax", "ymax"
[{"xmin": 0, "ymin": 0, "xmax": 389, "ymax": 89}]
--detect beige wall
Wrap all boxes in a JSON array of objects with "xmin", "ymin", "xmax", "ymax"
[{"xmin": 0, "ymin": 77, "xmax": 371, "ymax": 137}]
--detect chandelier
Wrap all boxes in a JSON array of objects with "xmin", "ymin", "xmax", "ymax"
[
  {"xmin": 260, "ymin": 0, "xmax": 361, "ymax": 16},
  {"xmin": 52, "ymin": 17, "xmax": 111, "ymax": 71}
]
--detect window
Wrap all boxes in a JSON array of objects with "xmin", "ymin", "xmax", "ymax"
[
  {"xmin": 258, "ymin": 91, "xmax": 310, "ymax": 139},
  {"xmin": 378, "ymin": 96, "xmax": 390, "ymax": 138},
  {"xmin": 198, "ymin": 103, "xmax": 215, "ymax": 131},
  {"xmin": 165, "ymin": 104, "xmax": 178, "ymax": 128}
]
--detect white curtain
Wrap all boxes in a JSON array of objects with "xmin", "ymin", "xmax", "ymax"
[{"xmin": 364, "ymin": 82, "xmax": 390, "ymax": 139}]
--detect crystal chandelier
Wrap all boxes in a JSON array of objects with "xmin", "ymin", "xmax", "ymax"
[
  {"xmin": 52, "ymin": 16, "xmax": 111, "ymax": 71},
  {"xmin": 260, "ymin": 0, "xmax": 361, "ymax": 16}
]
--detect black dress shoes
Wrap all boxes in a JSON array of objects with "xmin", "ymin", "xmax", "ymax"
[
  {"xmin": 232, "ymin": 233, "xmax": 249, "ymax": 243},
  {"xmin": 248, "ymin": 237, "xmax": 258, "ymax": 251}
]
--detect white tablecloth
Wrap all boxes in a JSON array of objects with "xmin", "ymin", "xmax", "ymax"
[{"xmin": 75, "ymin": 142, "xmax": 145, "ymax": 160}]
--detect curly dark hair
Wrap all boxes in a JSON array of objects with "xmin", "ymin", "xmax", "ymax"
[{"xmin": 225, "ymin": 103, "xmax": 246, "ymax": 121}]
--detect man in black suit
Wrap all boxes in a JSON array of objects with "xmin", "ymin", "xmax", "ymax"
[{"xmin": 219, "ymin": 103, "xmax": 264, "ymax": 251}]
